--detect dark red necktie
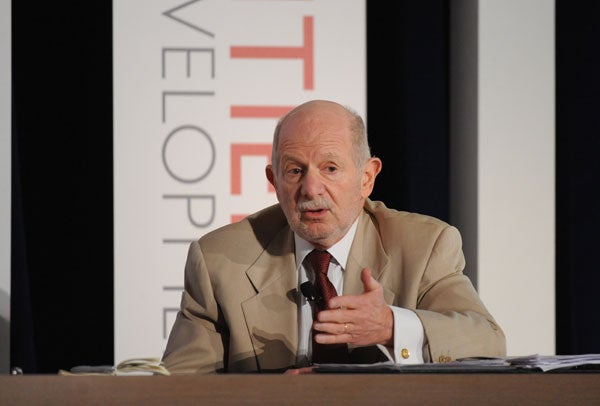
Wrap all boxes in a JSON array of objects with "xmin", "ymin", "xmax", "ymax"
[{"xmin": 306, "ymin": 249, "xmax": 349, "ymax": 364}]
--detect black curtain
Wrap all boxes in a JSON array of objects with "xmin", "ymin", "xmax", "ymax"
[
  {"xmin": 555, "ymin": 1, "xmax": 600, "ymax": 354},
  {"xmin": 367, "ymin": 2, "xmax": 450, "ymax": 222},
  {"xmin": 11, "ymin": 2, "xmax": 114, "ymax": 373}
]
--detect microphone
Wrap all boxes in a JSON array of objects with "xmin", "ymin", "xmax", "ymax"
[{"xmin": 300, "ymin": 281, "xmax": 321, "ymax": 303}]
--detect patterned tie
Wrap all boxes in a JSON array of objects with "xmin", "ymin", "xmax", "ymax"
[{"xmin": 306, "ymin": 249, "xmax": 350, "ymax": 364}]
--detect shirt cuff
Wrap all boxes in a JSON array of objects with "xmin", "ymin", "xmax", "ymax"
[{"xmin": 377, "ymin": 305, "xmax": 424, "ymax": 364}]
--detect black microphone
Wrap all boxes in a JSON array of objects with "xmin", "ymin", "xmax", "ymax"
[{"xmin": 300, "ymin": 281, "xmax": 321, "ymax": 303}]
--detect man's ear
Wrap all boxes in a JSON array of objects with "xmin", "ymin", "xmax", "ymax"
[
  {"xmin": 266, "ymin": 164, "xmax": 276, "ymax": 188},
  {"xmin": 361, "ymin": 157, "xmax": 382, "ymax": 198}
]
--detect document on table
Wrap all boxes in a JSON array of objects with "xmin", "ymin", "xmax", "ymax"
[
  {"xmin": 60, "ymin": 357, "xmax": 171, "ymax": 376},
  {"xmin": 505, "ymin": 354, "xmax": 600, "ymax": 372},
  {"xmin": 314, "ymin": 354, "xmax": 600, "ymax": 373}
]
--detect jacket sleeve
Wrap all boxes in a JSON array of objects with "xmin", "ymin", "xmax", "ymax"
[
  {"xmin": 413, "ymin": 226, "xmax": 506, "ymax": 362},
  {"xmin": 161, "ymin": 241, "xmax": 228, "ymax": 374}
]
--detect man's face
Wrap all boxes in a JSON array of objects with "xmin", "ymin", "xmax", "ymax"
[{"xmin": 266, "ymin": 102, "xmax": 378, "ymax": 249}]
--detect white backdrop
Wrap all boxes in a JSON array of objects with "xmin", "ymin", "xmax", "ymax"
[
  {"xmin": 0, "ymin": 0, "xmax": 11, "ymax": 375},
  {"xmin": 477, "ymin": 0, "xmax": 555, "ymax": 356},
  {"xmin": 113, "ymin": 0, "xmax": 366, "ymax": 362},
  {"xmin": 450, "ymin": 0, "xmax": 555, "ymax": 356}
]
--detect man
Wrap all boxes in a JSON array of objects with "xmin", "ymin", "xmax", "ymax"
[{"xmin": 162, "ymin": 100, "xmax": 505, "ymax": 374}]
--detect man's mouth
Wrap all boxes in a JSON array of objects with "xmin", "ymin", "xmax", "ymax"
[{"xmin": 301, "ymin": 207, "xmax": 328, "ymax": 219}]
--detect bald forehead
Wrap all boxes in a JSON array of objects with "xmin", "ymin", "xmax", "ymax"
[
  {"xmin": 271, "ymin": 100, "xmax": 368, "ymax": 171},
  {"xmin": 283, "ymin": 100, "xmax": 351, "ymax": 123},
  {"xmin": 279, "ymin": 100, "xmax": 353, "ymax": 137}
]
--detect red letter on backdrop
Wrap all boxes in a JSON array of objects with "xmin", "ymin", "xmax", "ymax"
[
  {"xmin": 230, "ymin": 105, "xmax": 294, "ymax": 119},
  {"xmin": 230, "ymin": 214, "xmax": 247, "ymax": 223},
  {"xmin": 230, "ymin": 144, "xmax": 275, "ymax": 195},
  {"xmin": 230, "ymin": 16, "xmax": 314, "ymax": 90}
]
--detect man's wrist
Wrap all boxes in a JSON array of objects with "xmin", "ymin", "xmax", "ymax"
[
  {"xmin": 380, "ymin": 306, "xmax": 394, "ymax": 346},
  {"xmin": 388, "ymin": 306, "xmax": 425, "ymax": 364}
]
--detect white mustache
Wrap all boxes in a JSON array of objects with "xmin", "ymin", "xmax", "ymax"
[{"xmin": 297, "ymin": 198, "xmax": 333, "ymax": 211}]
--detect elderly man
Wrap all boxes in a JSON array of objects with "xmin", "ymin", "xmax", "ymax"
[{"xmin": 162, "ymin": 100, "xmax": 505, "ymax": 374}]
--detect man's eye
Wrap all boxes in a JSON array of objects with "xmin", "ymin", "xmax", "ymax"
[
  {"xmin": 288, "ymin": 168, "xmax": 303, "ymax": 175},
  {"xmin": 326, "ymin": 166, "xmax": 338, "ymax": 173}
]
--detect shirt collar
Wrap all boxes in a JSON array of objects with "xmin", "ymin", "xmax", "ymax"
[{"xmin": 294, "ymin": 216, "xmax": 360, "ymax": 270}]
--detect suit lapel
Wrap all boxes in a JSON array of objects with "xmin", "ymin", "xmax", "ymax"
[
  {"xmin": 241, "ymin": 226, "xmax": 298, "ymax": 371},
  {"xmin": 344, "ymin": 209, "xmax": 395, "ymax": 304}
]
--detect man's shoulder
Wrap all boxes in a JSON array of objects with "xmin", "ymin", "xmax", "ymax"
[
  {"xmin": 363, "ymin": 199, "xmax": 461, "ymax": 256},
  {"xmin": 365, "ymin": 199, "xmax": 451, "ymax": 231}
]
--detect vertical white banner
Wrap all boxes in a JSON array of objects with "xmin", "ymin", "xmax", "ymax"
[
  {"xmin": 0, "ymin": 0, "xmax": 12, "ymax": 374},
  {"xmin": 114, "ymin": 0, "xmax": 366, "ymax": 362},
  {"xmin": 477, "ymin": 0, "xmax": 555, "ymax": 356},
  {"xmin": 451, "ymin": 0, "xmax": 555, "ymax": 356}
]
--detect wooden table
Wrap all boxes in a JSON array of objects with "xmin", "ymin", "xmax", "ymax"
[{"xmin": 1, "ymin": 373, "xmax": 599, "ymax": 404}]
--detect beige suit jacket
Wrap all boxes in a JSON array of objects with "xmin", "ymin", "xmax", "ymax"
[{"xmin": 162, "ymin": 199, "xmax": 506, "ymax": 374}]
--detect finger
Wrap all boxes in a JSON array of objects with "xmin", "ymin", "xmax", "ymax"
[
  {"xmin": 328, "ymin": 269, "xmax": 379, "ymax": 309},
  {"xmin": 360, "ymin": 268, "xmax": 380, "ymax": 292},
  {"xmin": 313, "ymin": 320, "xmax": 350, "ymax": 335},
  {"xmin": 313, "ymin": 322, "xmax": 360, "ymax": 338},
  {"xmin": 315, "ymin": 308, "xmax": 352, "ymax": 323},
  {"xmin": 328, "ymin": 293, "xmax": 361, "ymax": 310},
  {"xmin": 314, "ymin": 331, "xmax": 353, "ymax": 345}
]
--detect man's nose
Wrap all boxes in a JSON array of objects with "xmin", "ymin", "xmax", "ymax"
[{"xmin": 300, "ymin": 169, "xmax": 324, "ymax": 198}]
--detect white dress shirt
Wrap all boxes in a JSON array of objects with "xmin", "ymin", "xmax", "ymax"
[{"xmin": 294, "ymin": 217, "xmax": 425, "ymax": 366}]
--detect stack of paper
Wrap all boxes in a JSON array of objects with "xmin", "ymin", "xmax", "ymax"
[
  {"xmin": 315, "ymin": 354, "xmax": 600, "ymax": 373},
  {"xmin": 60, "ymin": 357, "xmax": 170, "ymax": 376},
  {"xmin": 505, "ymin": 354, "xmax": 600, "ymax": 372}
]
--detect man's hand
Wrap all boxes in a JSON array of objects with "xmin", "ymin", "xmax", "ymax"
[{"xmin": 313, "ymin": 268, "xmax": 393, "ymax": 347}]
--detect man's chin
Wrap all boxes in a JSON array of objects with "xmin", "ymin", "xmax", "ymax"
[{"xmin": 295, "ymin": 225, "xmax": 335, "ymax": 247}]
